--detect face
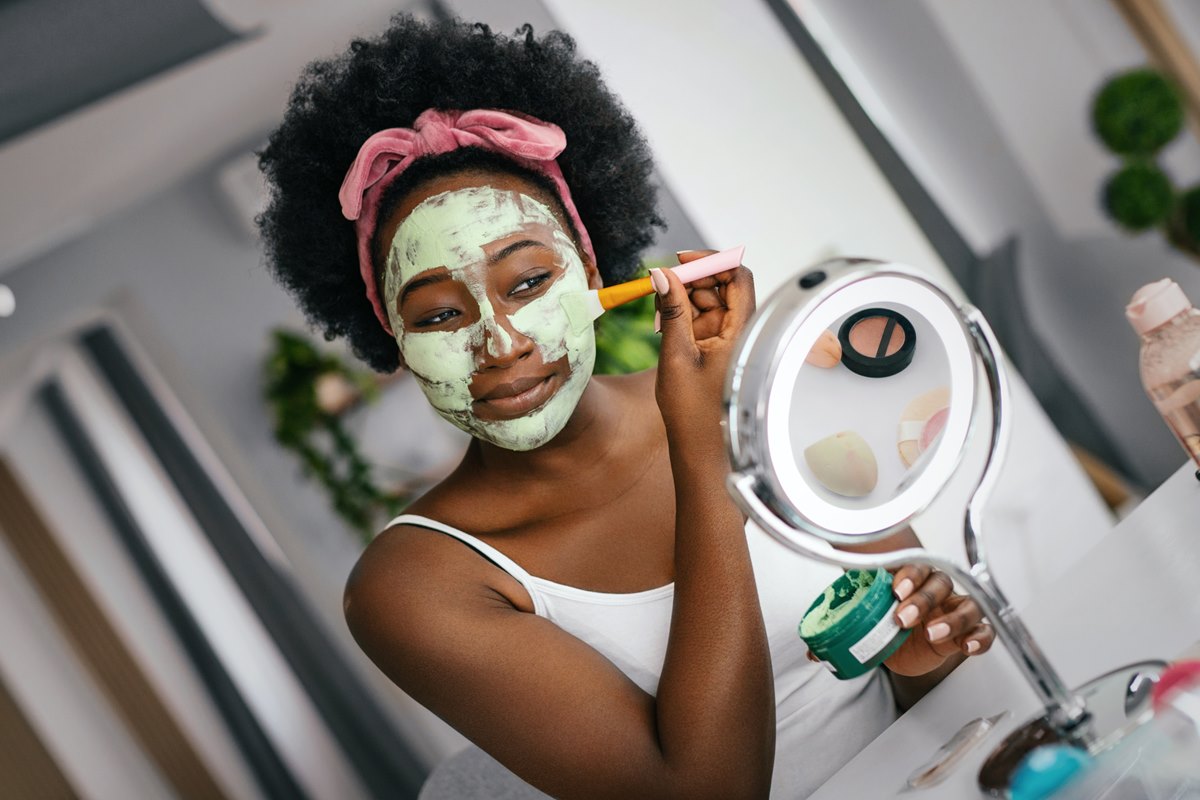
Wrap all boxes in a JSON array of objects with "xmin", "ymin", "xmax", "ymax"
[{"xmin": 378, "ymin": 171, "xmax": 601, "ymax": 451}]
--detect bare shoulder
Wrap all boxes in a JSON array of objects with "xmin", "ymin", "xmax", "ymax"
[{"xmin": 343, "ymin": 518, "xmax": 533, "ymax": 655}]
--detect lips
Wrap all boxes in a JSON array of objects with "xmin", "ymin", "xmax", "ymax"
[
  {"xmin": 473, "ymin": 373, "xmax": 558, "ymax": 418},
  {"xmin": 480, "ymin": 375, "xmax": 548, "ymax": 401}
]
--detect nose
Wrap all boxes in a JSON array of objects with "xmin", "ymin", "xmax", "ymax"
[{"xmin": 477, "ymin": 310, "xmax": 535, "ymax": 369}]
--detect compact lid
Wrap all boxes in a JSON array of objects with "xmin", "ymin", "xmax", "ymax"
[{"xmin": 1126, "ymin": 278, "xmax": 1192, "ymax": 335}]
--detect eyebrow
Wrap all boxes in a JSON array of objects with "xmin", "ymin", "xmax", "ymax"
[
  {"xmin": 399, "ymin": 273, "xmax": 449, "ymax": 307},
  {"xmin": 488, "ymin": 239, "xmax": 551, "ymax": 265},
  {"xmin": 398, "ymin": 240, "xmax": 552, "ymax": 307}
]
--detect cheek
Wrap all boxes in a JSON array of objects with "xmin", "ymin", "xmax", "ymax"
[
  {"xmin": 508, "ymin": 295, "xmax": 570, "ymax": 360},
  {"xmin": 398, "ymin": 326, "xmax": 479, "ymax": 394},
  {"xmin": 508, "ymin": 257, "xmax": 594, "ymax": 363}
]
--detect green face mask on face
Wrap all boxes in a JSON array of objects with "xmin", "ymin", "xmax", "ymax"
[{"xmin": 384, "ymin": 185, "xmax": 596, "ymax": 451}]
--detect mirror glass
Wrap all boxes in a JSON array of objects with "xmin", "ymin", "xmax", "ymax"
[
  {"xmin": 792, "ymin": 300, "xmax": 950, "ymax": 507},
  {"xmin": 737, "ymin": 266, "xmax": 977, "ymax": 539}
]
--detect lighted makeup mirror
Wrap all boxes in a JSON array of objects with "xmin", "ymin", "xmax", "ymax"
[{"xmin": 725, "ymin": 258, "xmax": 1164, "ymax": 794}]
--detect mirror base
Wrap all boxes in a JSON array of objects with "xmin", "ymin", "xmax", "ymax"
[{"xmin": 977, "ymin": 660, "xmax": 1166, "ymax": 796}]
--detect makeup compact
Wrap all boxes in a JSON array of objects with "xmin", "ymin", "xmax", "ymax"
[{"xmin": 837, "ymin": 308, "xmax": 916, "ymax": 378}]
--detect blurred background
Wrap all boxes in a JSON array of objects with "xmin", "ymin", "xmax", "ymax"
[{"xmin": 2, "ymin": 0, "xmax": 1200, "ymax": 797}]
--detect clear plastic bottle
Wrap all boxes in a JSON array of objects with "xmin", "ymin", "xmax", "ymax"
[{"xmin": 1126, "ymin": 279, "xmax": 1200, "ymax": 473}]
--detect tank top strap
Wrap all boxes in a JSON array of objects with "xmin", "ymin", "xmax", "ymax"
[{"xmin": 386, "ymin": 514, "xmax": 547, "ymax": 615}]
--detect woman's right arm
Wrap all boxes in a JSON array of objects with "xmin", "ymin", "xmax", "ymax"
[
  {"xmin": 343, "ymin": 265, "xmax": 773, "ymax": 799},
  {"xmin": 649, "ymin": 263, "xmax": 775, "ymax": 793}
]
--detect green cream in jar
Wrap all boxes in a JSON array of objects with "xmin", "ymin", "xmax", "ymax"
[{"xmin": 799, "ymin": 568, "xmax": 910, "ymax": 680}]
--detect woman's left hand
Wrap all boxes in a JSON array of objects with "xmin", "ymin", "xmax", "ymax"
[{"xmin": 882, "ymin": 564, "xmax": 995, "ymax": 677}]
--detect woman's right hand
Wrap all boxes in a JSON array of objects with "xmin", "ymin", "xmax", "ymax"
[{"xmin": 652, "ymin": 251, "xmax": 755, "ymax": 445}]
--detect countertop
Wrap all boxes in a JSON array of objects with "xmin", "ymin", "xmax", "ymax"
[{"xmin": 809, "ymin": 462, "xmax": 1200, "ymax": 799}]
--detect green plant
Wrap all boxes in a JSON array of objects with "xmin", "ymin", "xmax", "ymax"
[
  {"xmin": 594, "ymin": 291, "xmax": 660, "ymax": 374},
  {"xmin": 1103, "ymin": 161, "xmax": 1174, "ymax": 231},
  {"xmin": 263, "ymin": 329, "xmax": 406, "ymax": 540},
  {"xmin": 1093, "ymin": 69, "xmax": 1185, "ymax": 156},
  {"xmin": 1092, "ymin": 67, "xmax": 1200, "ymax": 263}
]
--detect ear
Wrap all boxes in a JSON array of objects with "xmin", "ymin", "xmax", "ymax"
[{"xmin": 582, "ymin": 254, "xmax": 603, "ymax": 291}]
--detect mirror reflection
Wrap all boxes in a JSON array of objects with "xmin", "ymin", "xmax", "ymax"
[
  {"xmin": 741, "ymin": 267, "xmax": 977, "ymax": 539},
  {"xmin": 794, "ymin": 300, "xmax": 951, "ymax": 510}
]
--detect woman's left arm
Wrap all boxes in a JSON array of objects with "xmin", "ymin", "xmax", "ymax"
[{"xmin": 840, "ymin": 528, "xmax": 996, "ymax": 711}]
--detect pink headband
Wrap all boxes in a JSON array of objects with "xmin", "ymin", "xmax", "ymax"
[{"xmin": 338, "ymin": 108, "xmax": 597, "ymax": 335}]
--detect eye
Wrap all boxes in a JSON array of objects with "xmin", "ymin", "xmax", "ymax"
[
  {"xmin": 413, "ymin": 309, "xmax": 460, "ymax": 328},
  {"xmin": 509, "ymin": 272, "xmax": 552, "ymax": 297}
]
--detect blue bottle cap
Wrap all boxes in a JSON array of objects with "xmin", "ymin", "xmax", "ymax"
[{"xmin": 1010, "ymin": 744, "xmax": 1093, "ymax": 800}]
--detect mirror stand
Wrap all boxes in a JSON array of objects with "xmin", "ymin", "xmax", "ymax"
[
  {"xmin": 957, "ymin": 307, "xmax": 1164, "ymax": 793},
  {"xmin": 725, "ymin": 261, "xmax": 1164, "ymax": 795}
]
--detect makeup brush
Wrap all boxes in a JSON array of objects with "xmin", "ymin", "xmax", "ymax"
[{"xmin": 560, "ymin": 245, "xmax": 746, "ymax": 333}]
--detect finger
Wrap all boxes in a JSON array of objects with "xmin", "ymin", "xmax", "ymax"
[
  {"xmin": 959, "ymin": 621, "xmax": 995, "ymax": 656},
  {"xmin": 895, "ymin": 570, "xmax": 953, "ymax": 629},
  {"xmin": 715, "ymin": 266, "xmax": 756, "ymax": 340},
  {"xmin": 650, "ymin": 267, "xmax": 697, "ymax": 353},
  {"xmin": 890, "ymin": 564, "xmax": 931, "ymax": 604},
  {"xmin": 686, "ymin": 275, "xmax": 722, "ymax": 291},
  {"xmin": 922, "ymin": 595, "xmax": 984, "ymax": 645},
  {"xmin": 690, "ymin": 286, "xmax": 725, "ymax": 313},
  {"xmin": 676, "ymin": 248, "xmax": 718, "ymax": 264}
]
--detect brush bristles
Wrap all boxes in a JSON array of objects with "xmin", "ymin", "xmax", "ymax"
[{"xmin": 560, "ymin": 290, "xmax": 605, "ymax": 333}]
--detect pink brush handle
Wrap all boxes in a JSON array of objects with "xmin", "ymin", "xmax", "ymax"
[{"xmin": 669, "ymin": 245, "xmax": 746, "ymax": 283}]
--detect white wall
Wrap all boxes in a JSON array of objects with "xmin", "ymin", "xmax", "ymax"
[
  {"xmin": 0, "ymin": 1, "xmax": 408, "ymax": 275},
  {"xmin": 533, "ymin": 0, "xmax": 948, "ymax": 292},
  {"xmin": 804, "ymin": 0, "xmax": 1200, "ymax": 486}
]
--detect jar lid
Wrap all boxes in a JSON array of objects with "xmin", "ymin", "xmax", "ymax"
[{"xmin": 1126, "ymin": 279, "xmax": 1191, "ymax": 335}]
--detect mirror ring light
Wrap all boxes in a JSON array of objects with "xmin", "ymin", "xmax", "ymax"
[{"xmin": 726, "ymin": 259, "xmax": 977, "ymax": 544}]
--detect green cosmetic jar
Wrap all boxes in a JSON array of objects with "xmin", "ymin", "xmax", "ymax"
[{"xmin": 799, "ymin": 568, "xmax": 911, "ymax": 680}]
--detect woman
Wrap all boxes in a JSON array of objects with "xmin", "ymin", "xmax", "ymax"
[{"xmin": 259, "ymin": 17, "xmax": 993, "ymax": 798}]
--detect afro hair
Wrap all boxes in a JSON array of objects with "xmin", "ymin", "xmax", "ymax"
[{"xmin": 258, "ymin": 15, "xmax": 665, "ymax": 372}]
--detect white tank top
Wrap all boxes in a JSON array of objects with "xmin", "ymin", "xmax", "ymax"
[{"xmin": 392, "ymin": 514, "xmax": 897, "ymax": 798}]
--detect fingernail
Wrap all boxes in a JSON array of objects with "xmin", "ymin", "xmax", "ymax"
[
  {"xmin": 893, "ymin": 578, "xmax": 913, "ymax": 601},
  {"xmin": 654, "ymin": 309, "xmax": 662, "ymax": 333},
  {"xmin": 897, "ymin": 605, "xmax": 919, "ymax": 628},
  {"xmin": 926, "ymin": 622, "xmax": 951, "ymax": 642},
  {"xmin": 649, "ymin": 267, "xmax": 668, "ymax": 295},
  {"xmin": 675, "ymin": 249, "xmax": 701, "ymax": 258},
  {"xmin": 966, "ymin": 640, "xmax": 981, "ymax": 654}
]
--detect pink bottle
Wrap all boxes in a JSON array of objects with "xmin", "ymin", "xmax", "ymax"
[{"xmin": 1126, "ymin": 279, "xmax": 1200, "ymax": 475}]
